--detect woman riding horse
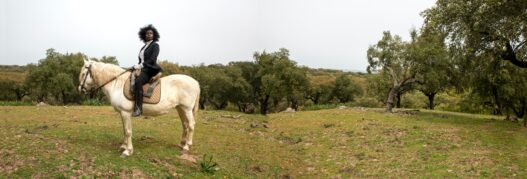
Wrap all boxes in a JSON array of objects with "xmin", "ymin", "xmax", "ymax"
[{"xmin": 133, "ymin": 24, "xmax": 162, "ymax": 117}]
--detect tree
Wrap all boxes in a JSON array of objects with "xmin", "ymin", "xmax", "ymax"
[
  {"xmin": 305, "ymin": 75, "xmax": 334, "ymax": 105},
  {"xmin": 159, "ymin": 60, "xmax": 184, "ymax": 75},
  {"xmin": 332, "ymin": 74, "xmax": 362, "ymax": 103},
  {"xmin": 413, "ymin": 32, "xmax": 452, "ymax": 110},
  {"xmin": 422, "ymin": 0, "xmax": 527, "ymax": 68},
  {"xmin": 25, "ymin": 49, "xmax": 85, "ymax": 104},
  {"xmin": 367, "ymin": 31, "xmax": 419, "ymax": 112},
  {"xmin": 91, "ymin": 56, "xmax": 119, "ymax": 65},
  {"xmin": 229, "ymin": 61, "xmax": 259, "ymax": 112},
  {"xmin": 252, "ymin": 48, "xmax": 307, "ymax": 115},
  {"xmin": 223, "ymin": 65, "xmax": 253, "ymax": 112}
]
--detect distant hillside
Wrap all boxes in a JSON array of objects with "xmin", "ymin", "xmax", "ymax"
[{"xmin": 0, "ymin": 65, "xmax": 27, "ymax": 83}]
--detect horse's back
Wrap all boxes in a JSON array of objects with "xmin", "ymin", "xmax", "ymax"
[
  {"xmin": 162, "ymin": 74, "xmax": 198, "ymax": 85},
  {"xmin": 160, "ymin": 74, "xmax": 200, "ymax": 93}
]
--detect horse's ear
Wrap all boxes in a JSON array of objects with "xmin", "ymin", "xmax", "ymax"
[{"xmin": 83, "ymin": 57, "xmax": 92, "ymax": 67}]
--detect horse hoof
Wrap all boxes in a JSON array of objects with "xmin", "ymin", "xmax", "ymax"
[
  {"xmin": 119, "ymin": 144, "xmax": 127, "ymax": 151},
  {"xmin": 182, "ymin": 145, "xmax": 190, "ymax": 153},
  {"xmin": 121, "ymin": 150, "xmax": 132, "ymax": 157},
  {"xmin": 176, "ymin": 144, "xmax": 185, "ymax": 150}
]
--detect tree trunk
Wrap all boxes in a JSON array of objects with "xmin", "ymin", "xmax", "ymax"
[
  {"xmin": 426, "ymin": 93, "xmax": 436, "ymax": 110},
  {"xmin": 289, "ymin": 96, "xmax": 298, "ymax": 111},
  {"xmin": 386, "ymin": 85, "xmax": 400, "ymax": 113},
  {"xmin": 15, "ymin": 90, "xmax": 29, "ymax": 101},
  {"xmin": 313, "ymin": 95, "xmax": 320, "ymax": 104},
  {"xmin": 236, "ymin": 102, "xmax": 244, "ymax": 112},
  {"xmin": 512, "ymin": 98, "xmax": 526, "ymax": 119},
  {"xmin": 199, "ymin": 98, "xmax": 206, "ymax": 110},
  {"xmin": 61, "ymin": 91, "xmax": 68, "ymax": 105},
  {"xmin": 260, "ymin": 95, "xmax": 270, "ymax": 115},
  {"xmin": 396, "ymin": 92, "xmax": 402, "ymax": 108},
  {"xmin": 492, "ymin": 86, "xmax": 503, "ymax": 115}
]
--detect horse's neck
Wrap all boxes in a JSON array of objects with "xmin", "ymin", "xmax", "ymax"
[{"xmin": 91, "ymin": 63, "xmax": 128, "ymax": 94}]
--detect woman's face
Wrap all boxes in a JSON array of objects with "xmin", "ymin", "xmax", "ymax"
[{"xmin": 146, "ymin": 30, "xmax": 154, "ymax": 41}]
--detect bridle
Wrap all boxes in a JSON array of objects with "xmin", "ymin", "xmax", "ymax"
[{"xmin": 79, "ymin": 63, "xmax": 131, "ymax": 95}]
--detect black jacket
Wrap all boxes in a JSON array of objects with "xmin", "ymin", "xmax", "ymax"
[{"xmin": 138, "ymin": 42, "xmax": 162, "ymax": 75}]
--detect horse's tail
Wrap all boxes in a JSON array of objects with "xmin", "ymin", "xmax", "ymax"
[{"xmin": 193, "ymin": 92, "xmax": 200, "ymax": 120}]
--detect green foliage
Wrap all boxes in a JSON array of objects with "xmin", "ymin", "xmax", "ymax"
[
  {"xmin": 350, "ymin": 96, "xmax": 383, "ymax": 108},
  {"xmin": 332, "ymin": 74, "xmax": 362, "ymax": 103},
  {"xmin": 81, "ymin": 99, "xmax": 109, "ymax": 106},
  {"xmin": 422, "ymin": 0, "xmax": 526, "ymax": 67},
  {"xmin": 400, "ymin": 91, "xmax": 428, "ymax": 109},
  {"xmin": 22, "ymin": 49, "xmax": 120, "ymax": 105},
  {"xmin": 25, "ymin": 49, "xmax": 85, "ymax": 104},
  {"xmin": 0, "ymin": 101, "xmax": 32, "ymax": 106},
  {"xmin": 421, "ymin": 0, "xmax": 527, "ymax": 117},
  {"xmin": 199, "ymin": 154, "xmax": 219, "ymax": 174},
  {"xmin": 91, "ymin": 56, "xmax": 119, "ymax": 65},
  {"xmin": 367, "ymin": 31, "xmax": 422, "ymax": 112},
  {"xmin": 252, "ymin": 48, "xmax": 309, "ymax": 114},
  {"xmin": 0, "ymin": 80, "xmax": 17, "ymax": 100},
  {"xmin": 159, "ymin": 60, "xmax": 184, "ymax": 75},
  {"xmin": 304, "ymin": 103, "xmax": 342, "ymax": 111}
]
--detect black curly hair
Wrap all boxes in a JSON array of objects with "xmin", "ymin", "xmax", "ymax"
[{"xmin": 138, "ymin": 24, "xmax": 160, "ymax": 42}]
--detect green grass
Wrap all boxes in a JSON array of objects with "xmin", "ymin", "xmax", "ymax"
[
  {"xmin": 1, "ymin": 106, "xmax": 527, "ymax": 178},
  {"xmin": 0, "ymin": 101, "xmax": 33, "ymax": 106}
]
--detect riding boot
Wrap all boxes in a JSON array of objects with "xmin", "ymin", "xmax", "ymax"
[{"xmin": 132, "ymin": 90, "xmax": 143, "ymax": 117}]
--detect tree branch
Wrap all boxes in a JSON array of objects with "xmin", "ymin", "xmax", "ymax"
[
  {"xmin": 502, "ymin": 41, "xmax": 527, "ymax": 68},
  {"xmin": 514, "ymin": 39, "xmax": 527, "ymax": 52}
]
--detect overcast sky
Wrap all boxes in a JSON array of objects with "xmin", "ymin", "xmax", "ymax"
[{"xmin": 0, "ymin": 0, "xmax": 436, "ymax": 71}]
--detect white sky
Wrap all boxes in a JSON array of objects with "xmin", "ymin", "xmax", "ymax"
[{"xmin": 0, "ymin": 0, "xmax": 436, "ymax": 71}]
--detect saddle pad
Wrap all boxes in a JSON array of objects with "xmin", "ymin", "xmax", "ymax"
[{"xmin": 124, "ymin": 78, "xmax": 162, "ymax": 104}]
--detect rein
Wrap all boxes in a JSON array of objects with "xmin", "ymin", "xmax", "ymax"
[{"xmin": 80, "ymin": 64, "xmax": 132, "ymax": 94}]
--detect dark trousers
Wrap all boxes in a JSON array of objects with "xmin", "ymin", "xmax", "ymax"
[{"xmin": 134, "ymin": 71, "xmax": 154, "ymax": 110}]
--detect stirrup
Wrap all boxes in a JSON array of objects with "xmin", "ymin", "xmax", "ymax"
[
  {"xmin": 132, "ymin": 104, "xmax": 142, "ymax": 117},
  {"xmin": 132, "ymin": 108, "xmax": 142, "ymax": 117}
]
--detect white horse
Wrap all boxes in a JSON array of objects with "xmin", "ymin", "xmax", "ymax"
[{"xmin": 78, "ymin": 59, "xmax": 200, "ymax": 157}]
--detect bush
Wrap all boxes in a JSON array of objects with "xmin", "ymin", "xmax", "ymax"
[
  {"xmin": 81, "ymin": 99, "xmax": 109, "ymax": 106},
  {"xmin": 199, "ymin": 154, "xmax": 219, "ymax": 174},
  {"xmin": 304, "ymin": 103, "xmax": 341, "ymax": 111},
  {"xmin": 350, "ymin": 96, "xmax": 383, "ymax": 108}
]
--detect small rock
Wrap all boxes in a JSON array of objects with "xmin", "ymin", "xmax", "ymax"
[
  {"xmin": 36, "ymin": 102, "xmax": 48, "ymax": 106},
  {"xmin": 250, "ymin": 123, "xmax": 259, "ymax": 128},
  {"xmin": 283, "ymin": 107, "xmax": 296, "ymax": 113},
  {"xmin": 263, "ymin": 124, "xmax": 269, "ymax": 128},
  {"xmin": 140, "ymin": 135, "xmax": 154, "ymax": 141},
  {"xmin": 177, "ymin": 154, "xmax": 197, "ymax": 163},
  {"xmin": 307, "ymin": 166, "xmax": 315, "ymax": 172},
  {"xmin": 245, "ymin": 103, "xmax": 256, "ymax": 114}
]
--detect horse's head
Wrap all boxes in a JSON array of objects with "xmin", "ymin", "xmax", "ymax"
[{"xmin": 78, "ymin": 58, "xmax": 96, "ymax": 94}]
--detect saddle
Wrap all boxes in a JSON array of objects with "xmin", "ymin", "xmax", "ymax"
[{"xmin": 123, "ymin": 71, "xmax": 162, "ymax": 104}]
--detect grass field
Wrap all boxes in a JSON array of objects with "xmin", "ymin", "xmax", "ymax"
[{"xmin": 1, "ymin": 106, "xmax": 527, "ymax": 178}]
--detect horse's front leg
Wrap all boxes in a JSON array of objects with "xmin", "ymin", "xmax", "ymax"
[{"xmin": 119, "ymin": 111, "xmax": 134, "ymax": 157}]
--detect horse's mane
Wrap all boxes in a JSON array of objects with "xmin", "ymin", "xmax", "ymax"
[{"xmin": 91, "ymin": 62, "xmax": 129, "ymax": 86}]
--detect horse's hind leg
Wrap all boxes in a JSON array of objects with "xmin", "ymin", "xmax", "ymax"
[
  {"xmin": 176, "ymin": 106, "xmax": 195, "ymax": 152},
  {"xmin": 176, "ymin": 106, "xmax": 189, "ymax": 149},
  {"xmin": 119, "ymin": 111, "xmax": 134, "ymax": 157}
]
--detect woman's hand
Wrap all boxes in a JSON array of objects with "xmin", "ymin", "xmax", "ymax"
[{"xmin": 133, "ymin": 64, "xmax": 142, "ymax": 70}]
